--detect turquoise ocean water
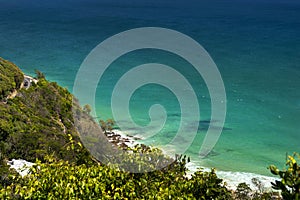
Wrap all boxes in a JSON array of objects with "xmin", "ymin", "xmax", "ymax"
[{"xmin": 1, "ymin": 0, "xmax": 300, "ymax": 177}]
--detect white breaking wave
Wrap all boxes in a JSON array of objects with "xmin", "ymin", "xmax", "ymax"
[
  {"xmin": 185, "ymin": 162, "xmax": 279, "ymax": 191},
  {"xmin": 112, "ymin": 129, "xmax": 280, "ymax": 191}
]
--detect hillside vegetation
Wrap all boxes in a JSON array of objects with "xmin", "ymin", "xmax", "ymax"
[
  {"xmin": 0, "ymin": 58, "xmax": 91, "ymax": 164},
  {"xmin": 0, "ymin": 58, "xmax": 24, "ymax": 101}
]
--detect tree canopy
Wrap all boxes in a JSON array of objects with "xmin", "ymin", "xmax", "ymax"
[{"xmin": 0, "ymin": 58, "xmax": 24, "ymax": 101}]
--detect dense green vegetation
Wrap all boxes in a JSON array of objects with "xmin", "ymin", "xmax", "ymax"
[
  {"xmin": 0, "ymin": 58, "xmax": 24, "ymax": 101},
  {"xmin": 2, "ymin": 145, "xmax": 296, "ymax": 199},
  {"xmin": 0, "ymin": 153, "xmax": 232, "ymax": 199},
  {"xmin": 0, "ymin": 58, "xmax": 91, "ymax": 164},
  {"xmin": 270, "ymin": 153, "xmax": 300, "ymax": 200}
]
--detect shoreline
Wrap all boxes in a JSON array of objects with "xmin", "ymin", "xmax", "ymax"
[
  {"xmin": 8, "ymin": 127, "xmax": 280, "ymax": 192},
  {"xmin": 110, "ymin": 128, "xmax": 279, "ymax": 191},
  {"xmin": 185, "ymin": 162, "xmax": 279, "ymax": 191},
  {"xmin": 106, "ymin": 129, "xmax": 142, "ymax": 149}
]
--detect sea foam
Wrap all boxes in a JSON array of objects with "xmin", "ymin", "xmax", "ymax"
[{"xmin": 186, "ymin": 162, "xmax": 279, "ymax": 191}]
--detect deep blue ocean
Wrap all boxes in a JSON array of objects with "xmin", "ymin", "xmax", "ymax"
[{"xmin": 1, "ymin": 0, "xmax": 300, "ymax": 177}]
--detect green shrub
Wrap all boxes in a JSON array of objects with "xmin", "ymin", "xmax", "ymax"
[
  {"xmin": 0, "ymin": 155, "xmax": 19, "ymax": 191},
  {"xmin": 99, "ymin": 119, "xmax": 115, "ymax": 133},
  {"xmin": 0, "ymin": 151, "xmax": 233, "ymax": 199},
  {"xmin": 0, "ymin": 57, "xmax": 24, "ymax": 100},
  {"xmin": 0, "ymin": 67, "xmax": 92, "ymax": 164},
  {"xmin": 235, "ymin": 182, "xmax": 252, "ymax": 200},
  {"xmin": 187, "ymin": 169, "xmax": 232, "ymax": 200},
  {"xmin": 269, "ymin": 153, "xmax": 300, "ymax": 200}
]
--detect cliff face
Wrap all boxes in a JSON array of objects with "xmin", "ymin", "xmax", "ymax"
[
  {"xmin": 0, "ymin": 58, "xmax": 24, "ymax": 101},
  {"xmin": 0, "ymin": 58, "xmax": 91, "ymax": 164}
]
